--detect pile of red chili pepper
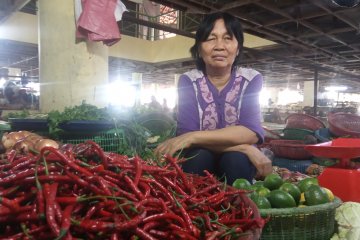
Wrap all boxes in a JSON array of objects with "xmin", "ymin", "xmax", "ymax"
[{"xmin": 0, "ymin": 140, "xmax": 265, "ymax": 239}]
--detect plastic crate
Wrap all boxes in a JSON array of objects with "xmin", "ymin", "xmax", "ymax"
[
  {"xmin": 260, "ymin": 197, "xmax": 342, "ymax": 240},
  {"xmin": 59, "ymin": 129, "xmax": 125, "ymax": 153},
  {"xmin": 272, "ymin": 157, "xmax": 313, "ymax": 173}
]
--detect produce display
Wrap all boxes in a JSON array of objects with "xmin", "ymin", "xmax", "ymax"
[
  {"xmin": 0, "ymin": 132, "xmax": 265, "ymax": 239},
  {"xmin": 233, "ymin": 173, "xmax": 335, "ymax": 209}
]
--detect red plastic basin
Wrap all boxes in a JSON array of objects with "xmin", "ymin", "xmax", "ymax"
[{"xmin": 318, "ymin": 167, "xmax": 360, "ymax": 202}]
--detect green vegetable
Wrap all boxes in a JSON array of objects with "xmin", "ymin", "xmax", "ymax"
[
  {"xmin": 47, "ymin": 101, "xmax": 111, "ymax": 137},
  {"xmin": 331, "ymin": 202, "xmax": 360, "ymax": 240}
]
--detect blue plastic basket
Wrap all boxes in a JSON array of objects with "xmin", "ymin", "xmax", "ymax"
[
  {"xmin": 314, "ymin": 128, "xmax": 332, "ymax": 142},
  {"xmin": 272, "ymin": 157, "xmax": 313, "ymax": 173}
]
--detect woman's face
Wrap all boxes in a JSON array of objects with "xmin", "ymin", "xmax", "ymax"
[{"xmin": 199, "ymin": 18, "xmax": 239, "ymax": 73}]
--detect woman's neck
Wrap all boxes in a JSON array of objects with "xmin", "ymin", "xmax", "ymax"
[{"xmin": 206, "ymin": 70, "xmax": 232, "ymax": 92}]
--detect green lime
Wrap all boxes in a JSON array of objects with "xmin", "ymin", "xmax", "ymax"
[
  {"xmin": 256, "ymin": 186, "xmax": 271, "ymax": 197},
  {"xmin": 297, "ymin": 177, "xmax": 318, "ymax": 193},
  {"xmin": 253, "ymin": 181, "xmax": 264, "ymax": 188},
  {"xmin": 304, "ymin": 185, "xmax": 330, "ymax": 206},
  {"xmin": 263, "ymin": 173, "xmax": 284, "ymax": 190},
  {"xmin": 267, "ymin": 189, "xmax": 297, "ymax": 208},
  {"xmin": 279, "ymin": 182, "xmax": 301, "ymax": 204},
  {"xmin": 232, "ymin": 178, "xmax": 252, "ymax": 190},
  {"xmin": 253, "ymin": 195, "xmax": 271, "ymax": 209},
  {"xmin": 248, "ymin": 190, "xmax": 259, "ymax": 201}
]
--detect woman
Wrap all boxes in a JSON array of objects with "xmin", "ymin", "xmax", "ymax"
[{"xmin": 155, "ymin": 12, "xmax": 271, "ymax": 184}]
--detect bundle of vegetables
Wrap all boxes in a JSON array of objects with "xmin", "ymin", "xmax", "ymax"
[
  {"xmin": 0, "ymin": 141, "xmax": 265, "ymax": 239},
  {"xmin": 47, "ymin": 101, "xmax": 112, "ymax": 137}
]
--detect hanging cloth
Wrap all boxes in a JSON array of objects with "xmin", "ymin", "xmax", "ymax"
[{"xmin": 74, "ymin": 0, "xmax": 127, "ymax": 46}]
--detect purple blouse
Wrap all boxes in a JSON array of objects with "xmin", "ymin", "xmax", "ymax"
[{"xmin": 176, "ymin": 67, "xmax": 264, "ymax": 144}]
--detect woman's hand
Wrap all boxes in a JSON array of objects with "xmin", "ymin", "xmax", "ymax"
[
  {"xmin": 224, "ymin": 144, "xmax": 272, "ymax": 177},
  {"xmin": 242, "ymin": 145, "xmax": 272, "ymax": 177},
  {"xmin": 154, "ymin": 132, "xmax": 197, "ymax": 158}
]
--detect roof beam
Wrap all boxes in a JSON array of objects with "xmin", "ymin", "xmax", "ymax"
[{"xmin": 0, "ymin": 0, "xmax": 31, "ymax": 24}]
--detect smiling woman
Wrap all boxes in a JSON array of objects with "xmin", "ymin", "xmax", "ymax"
[{"xmin": 154, "ymin": 12, "xmax": 272, "ymax": 185}]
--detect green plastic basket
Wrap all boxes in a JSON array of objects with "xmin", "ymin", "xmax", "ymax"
[
  {"xmin": 59, "ymin": 129, "xmax": 125, "ymax": 153},
  {"xmin": 260, "ymin": 197, "xmax": 341, "ymax": 240},
  {"xmin": 283, "ymin": 128, "xmax": 314, "ymax": 140}
]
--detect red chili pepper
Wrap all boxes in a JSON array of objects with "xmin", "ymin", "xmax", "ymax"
[
  {"xmin": 172, "ymin": 230, "xmax": 198, "ymax": 240},
  {"xmin": 20, "ymin": 175, "xmax": 73, "ymax": 185},
  {"xmin": 165, "ymin": 155, "xmax": 195, "ymax": 194},
  {"xmin": 138, "ymin": 182, "xmax": 151, "ymax": 198},
  {"xmin": 0, "ymin": 166, "xmax": 51, "ymax": 186},
  {"xmin": 56, "ymin": 204, "xmax": 75, "ymax": 240},
  {"xmin": 44, "ymin": 183, "xmax": 60, "ymax": 236},
  {"xmin": 36, "ymin": 186, "xmax": 45, "ymax": 219},
  {"xmin": 149, "ymin": 229, "xmax": 169, "ymax": 238},
  {"xmin": 133, "ymin": 156, "xmax": 142, "ymax": 186},
  {"xmin": 143, "ymin": 213, "xmax": 186, "ymax": 228},
  {"xmin": 84, "ymin": 205, "xmax": 97, "ymax": 219},
  {"xmin": 85, "ymin": 176, "xmax": 112, "ymax": 196},
  {"xmin": 0, "ymin": 205, "xmax": 32, "ymax": 216},
  {"xmin": 3, "ymin": 225, "xmax": 49, "ymax": 239},
  {"xmin": 77, "ymin": 213, "xmax": 143, "ymax": 232},
  {"xmin": 135, "ymin": 198, "xmax": 167, "ymax": 212},
  {"xmin": 110, "ymin": 233, "xmax": 119, "ymax": 240},
  {"xmin": 6, "ymin": 149, "xmax": 17, "ymax": 163},
  {"xmin": 89, "ymin": 164, "xmax": 105, "ymax": 172},
  {"xmin": 206, "ymin": 192, "xmax": 225, "ymax": 204},
  {"xmin": 7, "ymin": 157, "xmax": 38, "ymax": 173},
  {"xmin": 53, "ymin": 201, "xmax": 63, "ymax": 224},
  {"xmin": 40, "ymin": 147, "xmax": 93, "ymax": 177},
  {"xmin": 147, "ymin": 178, "xmax": 173, "ymax": 202},
  {"xmin": 65, "ymin": 170, "xmax": 104, "ymax": 195},
  {"xmin": 0, "ymin": 196, "xmax": 20, "ymax": 212},
  {"xmin": 175, "ymin": 200, "xmax": 200, "ymax": 238},
  {"xmin": 0, "ymin": 185, "xmax": 20, "ymax": 197},
  {"xmin": 85, "ymin": 140, "xmax": 108, "ymax": 169},
  {"xmin": 161, "ymin": 176, "xmax": 188, "ymax": 197},
  {"xmin": 135, "ymin": 227, "xmax": 157, "ymax": 240},
  {"xmin": 124, "ymin": 175, "xmax": 144, "ymax": 200},
  {"xmin": 143, "ymin": 221, "xmax": 161, "ymax": 231}
]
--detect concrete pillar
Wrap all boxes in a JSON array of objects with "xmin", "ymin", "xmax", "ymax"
[
  {"xmin": 38, "ymin": 0, "xmax": 109, "ymax": 112},
  {"xmin": 303, "ymin": 81, "xmax": 315, "ymax": 107}
]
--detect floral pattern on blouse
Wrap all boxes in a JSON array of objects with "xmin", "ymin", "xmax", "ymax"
[
  {"xmin": 202, "ymin": 102, "xmax": 218, "ymax": 130},
  {"xmin": 199, "ymin": 77, "xmax": 214, "ymax": 103},
  {"xmin": 224, "ymin": 103, "xmax": 237, "ymax": 126},
  {"xmin": 196, "ymin": 74, "xmax": 243, "ymax": 130}
]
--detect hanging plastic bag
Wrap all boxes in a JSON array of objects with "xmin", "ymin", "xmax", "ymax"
[{"xmin": 74, "ymin": 0, "xmax": 127, "ymax": 46}]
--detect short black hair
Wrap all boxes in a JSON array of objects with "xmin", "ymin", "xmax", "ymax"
[{"xmin": 190, "ymin": 12, "xmax": 244, "ymax": 72}]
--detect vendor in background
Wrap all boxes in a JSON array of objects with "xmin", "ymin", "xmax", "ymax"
[
  {"xmin": 155, "ymin": 12, "xmax": 272, "ymax": 184},
  {"xmin": 148, "ymin": 95, "xmax": 162, "ymax": 111},
  {"xmin": 162, "ymin": 98, "xmax": 170, "ymax": 113}
]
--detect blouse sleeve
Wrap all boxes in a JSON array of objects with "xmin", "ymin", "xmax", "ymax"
[
  {"xmin": 238, "ymin": 73, "xmax": 265, "ymax": 144},
  {"xmin": 176, "ymin": 74, "xmax": 200, "ymax": 136}
]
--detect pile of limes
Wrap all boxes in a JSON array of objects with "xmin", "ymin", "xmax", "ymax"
[{"xmin": 232, "ymin": 174, "xmax": 334, "ymax": 209}]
